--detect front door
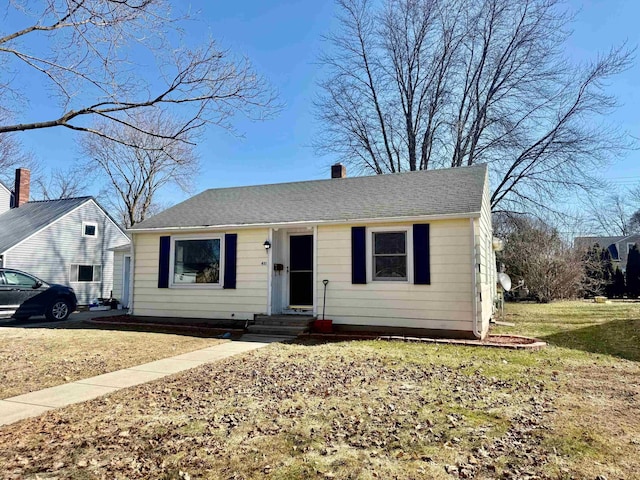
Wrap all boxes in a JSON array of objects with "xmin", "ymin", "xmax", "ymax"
[
  {"xmin": 122, "ymin": 255, "xmax": 131, "ymax": 308},
  {"xmin": 288, "ymin": 234, "xmax": 313, "ymax": 308}
]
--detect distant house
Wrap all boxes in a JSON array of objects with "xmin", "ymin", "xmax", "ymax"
[
  {"xmin": 575, "ymin": 235, "xmax": 640, "ymax": 273},
  {"xmin": 0, "ymin": 180, "xmax": 14, "ymax": 215},
  {"xmin": 0, "ymin": 169, "xmax": 130, "ymax": 304},
  {"xmin": 126, "ymin": 164, "xmax": 498, "ymax": 339}
]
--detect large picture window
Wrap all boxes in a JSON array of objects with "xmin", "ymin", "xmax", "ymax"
[
  {"xmin": 173, "ymin": 238, "xmax": 221, "ymax": 285},
  {"xmin": 372, "ymin": 231, "xmax": 407, "ymax": 281}
]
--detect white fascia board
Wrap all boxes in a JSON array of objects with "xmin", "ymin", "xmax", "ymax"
[{"xmin": 127, "ymin": 212, "xmax": 481, "ymax": 234}]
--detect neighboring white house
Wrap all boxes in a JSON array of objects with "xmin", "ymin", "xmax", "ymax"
[
  {"xmin": 0, "ymin": 169, "xmax": 130, "ymax": 304},
  {"xmin": 127, "ymin": 164, "xmax": 497, "ymax": 339},
  {"xmin": 0, "ymin": 180, "xmax": 13, "ymax": 216}
]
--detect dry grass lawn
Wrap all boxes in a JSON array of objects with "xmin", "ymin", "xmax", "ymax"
[
  {"xmin": 0, "ymin": 321, "xmax": 226, "ymax": 398},
  {"xmin": 0, "ymin": 301, "xmax": 638, "ymax": 479}
]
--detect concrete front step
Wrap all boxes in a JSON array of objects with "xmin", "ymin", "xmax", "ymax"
[
  {"xmin": 247, "ymin": 324, "xmax": 309, "ymax": 336},
  {"xmin": 254, "ymin": 315, "xmax": 315, "ymax": 327}
]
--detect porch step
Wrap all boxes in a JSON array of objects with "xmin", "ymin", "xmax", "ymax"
[
  {"xmin": 246, "ymin": 324, "xmax": 310, "ymax": 336},
  {"xmin": 254, "ymin": 315, "xmax": 315, "ymax": 327}
]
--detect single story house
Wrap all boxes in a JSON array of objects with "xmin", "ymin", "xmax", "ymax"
[
  {"xmin": 126, "ymin": 164, "xmax": 497, "ymax": 339},
  {"xmin": 0, "ymin": 169, "xmax": 131, "ymax": 304}
]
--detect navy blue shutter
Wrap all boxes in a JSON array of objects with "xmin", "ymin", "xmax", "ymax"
[
  {"xmin": 413, "ymin": 224, "xmax": 431, "ymax": 285},
  {"xmin": 158, "ymin": 236, "xmax": 171, "ymax": 288},
  {"xmin": 223, "ymin": 233, "xmax": 237, "ymax": 289},
  {"xmin": 351, "ymin": 226, "xmax": 367, "ymax": 284}
]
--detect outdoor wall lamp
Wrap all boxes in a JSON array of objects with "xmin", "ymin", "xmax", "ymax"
[{"xmin": 263, "ymin": 240, "xmax": 271, "ymax": 250}]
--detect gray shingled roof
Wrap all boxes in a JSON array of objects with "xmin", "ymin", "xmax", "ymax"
[
  {"xmin": 0, "ymin": 197, "xmax": 92, "ymax": 253},
  {"xmin": 131, "ymin": 164, "xmax": 487, "ymax": 230}
]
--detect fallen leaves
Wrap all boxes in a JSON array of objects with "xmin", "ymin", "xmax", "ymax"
[{"xmin": 0, "ymin": 339, "xmax": 637, "ymax": 479}]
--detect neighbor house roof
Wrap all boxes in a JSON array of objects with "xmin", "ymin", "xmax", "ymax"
[
  {"xmin": 0, "ymin": 180, "xmax": 11, "ymax": 194},
  {"xmin": 574, "ymin": 236, "xmax": 624, "ymax": 248},
  {"xmin": 130, "ymin": 164, "xmax": 488, "ymax": 231},
  {"xmin": 0, "ymin": 197, "xmax": 92, "ymax": 253}
]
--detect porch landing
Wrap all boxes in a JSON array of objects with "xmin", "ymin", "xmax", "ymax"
[{"xmin": 247, "ymin": 314, "xmax": 315, "ymax": 336}]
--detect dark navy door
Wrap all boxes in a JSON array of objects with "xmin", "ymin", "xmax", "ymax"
[{"xmin": 289, "ymin": 235, "xmax": 313, "ymax": 307}]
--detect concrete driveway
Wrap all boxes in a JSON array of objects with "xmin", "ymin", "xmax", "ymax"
[{"xmin": 0, "ymin": 308, "xmax": 125, "ymax": 328}]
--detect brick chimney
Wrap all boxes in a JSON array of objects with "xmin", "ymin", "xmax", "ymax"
[
  {"xmin": 14, "ymin": 168, "xmax": 30, "ymax": 208},
  {"xmin": 331, "ymin": 163, "xmax": 346, "ymax": 179}
]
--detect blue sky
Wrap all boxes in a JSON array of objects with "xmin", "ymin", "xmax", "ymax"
[{"xmin": 9, "ymin": 0, "xmax": 640, "ymax": 202}]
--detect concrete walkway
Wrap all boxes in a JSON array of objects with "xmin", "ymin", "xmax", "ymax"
[{"xmin": 0, "ymin": 334, "xmax": 292, "ymax": 426}]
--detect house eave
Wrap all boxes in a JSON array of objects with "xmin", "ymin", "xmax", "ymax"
[{"xmin": 127, "ymin": 211, "xmax": 482, "ymax": 234}]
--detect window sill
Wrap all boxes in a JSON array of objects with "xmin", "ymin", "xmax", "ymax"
[{"xmin": 169, "ymin": 284, "xmax": 223, "ymax": 290}]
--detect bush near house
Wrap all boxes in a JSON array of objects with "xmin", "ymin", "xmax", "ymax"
[{"xmin": 498, "ymin": 216, "xmax": 586, "ymax": 302}]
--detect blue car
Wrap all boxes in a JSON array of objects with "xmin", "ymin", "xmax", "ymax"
[{"xmin": 0, "ymin": 268, "xmax": 77, "ymax": 321}]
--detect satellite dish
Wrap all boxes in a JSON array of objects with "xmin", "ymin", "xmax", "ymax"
[{"xmin": 498, "ymin": 272, "xmax": 512, "ymax": 291}]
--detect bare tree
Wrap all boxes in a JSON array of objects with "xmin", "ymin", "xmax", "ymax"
[
  {"xmin": 586, "ymin": 194, "xmax": 634, "ymax": 236},
  {"xmin": 315, "ymin": 0, "xmax": 634, "ymax": 213},
  {"xmin": 0, "ymin": 115, "xmax": 36, "ymax": 186},
  {"xmin": 80, "ymin": 111, "xmax": 198, "ymax": 227},
  {"xmin": 32, "ymin": 164, "xmax": 90, "ymax": 200},
  {"xmin": 0, "ymin": 0, "xmax": 278, "ymax": 149}
]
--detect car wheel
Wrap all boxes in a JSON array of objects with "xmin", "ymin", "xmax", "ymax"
[{"xmin": 46, "ymin": 298, "xmax": 71, "ymax": 321}]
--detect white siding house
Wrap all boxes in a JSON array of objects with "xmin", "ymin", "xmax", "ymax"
[
  {"xmin": 128, "ymin": 165, "xmax": 496, "ymax": 339},
  {"xmin": 0, "ymin": 181, "xmax": 12, "ymax": 218},
  {"xmin": 0, "ymin": 195, "xmax": 130, "ymax": 304}
]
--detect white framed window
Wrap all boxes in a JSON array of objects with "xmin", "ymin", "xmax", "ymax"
[
  {"xmin": 82, "ymin": 222, "xmax": 98, "ymax": 238},
  {"xmin": 170, "ymin": 234, "xmax": 224, "ymax": 288},
  {"xmin": 367, "ymin": 226, "xmax": 413, "ymax": 282},
  {"xmin": 70, "ymin": 264, "xmax": 102, "ymax": 282}
]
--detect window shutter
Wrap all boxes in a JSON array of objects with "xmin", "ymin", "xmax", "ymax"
[
  {"xmin": 413, "ymin": 224, "xmax": 430, "ymax": 285},
  {"xmin": 223, "ymin": 233, "xmax": 237, "ymax": 289},
  {"xmin": 158, "ymin": 236, "xmax": 171, "ymax": 288},
  {"xmin": 351, "ymin": 226, "xmax": 367, "ymax": 284}
]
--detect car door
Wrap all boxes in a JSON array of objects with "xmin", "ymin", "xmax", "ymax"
[
  {"xmin": 3, "ymin": 270, "xmax": 47, "ymax": 316},
  {"xmin": 0, "ymin": 271, "xmax": 22, "ymax": 318}
]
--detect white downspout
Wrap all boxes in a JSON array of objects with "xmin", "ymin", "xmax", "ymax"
[
  {"xmin": 470, "ymin": 218, "xmax": 482, "ymax": 339},
  {"xmin": 127, "ymin": 234, "xmax": 135, "ymax": 315}
]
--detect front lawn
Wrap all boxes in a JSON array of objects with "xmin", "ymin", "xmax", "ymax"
[
  {"xmin": 0, "ymin": 301, "xmax": 638, "ymax": 479},
  {"xmin": 0, "ymin": 321, "xmax": 226, "ymax": 399}
]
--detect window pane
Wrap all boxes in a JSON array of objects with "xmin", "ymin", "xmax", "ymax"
[
  {"xmin": 374, "ymin": 256, "xmax": 407, "ymax": 280},
  {"xmin": 84, "ymin": 224, "xmax": 96, "ymax": 236},
  {"xmin": 4, "ymin": 271, "xmax": 37, "ymax": 286},
  {"xmin": 374, "ymin": 232, "xmax": 406, "ymax": 254},
  {"xmin": 78, "ymin": 265, "xmax": 94, "ymax": 282},
  {"xmin": 174, "ymin": 239, "xmax": 220, "ymax": 284}
]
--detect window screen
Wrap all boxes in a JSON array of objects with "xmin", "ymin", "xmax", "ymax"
[{"xmin": 373, "ymin": 231, "xmax": 407, "ymax": 281}]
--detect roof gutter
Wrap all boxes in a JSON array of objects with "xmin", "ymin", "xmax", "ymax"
[{"xmin": 127, "ymin": 211, "xmax": 482, "ymax": 234}]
